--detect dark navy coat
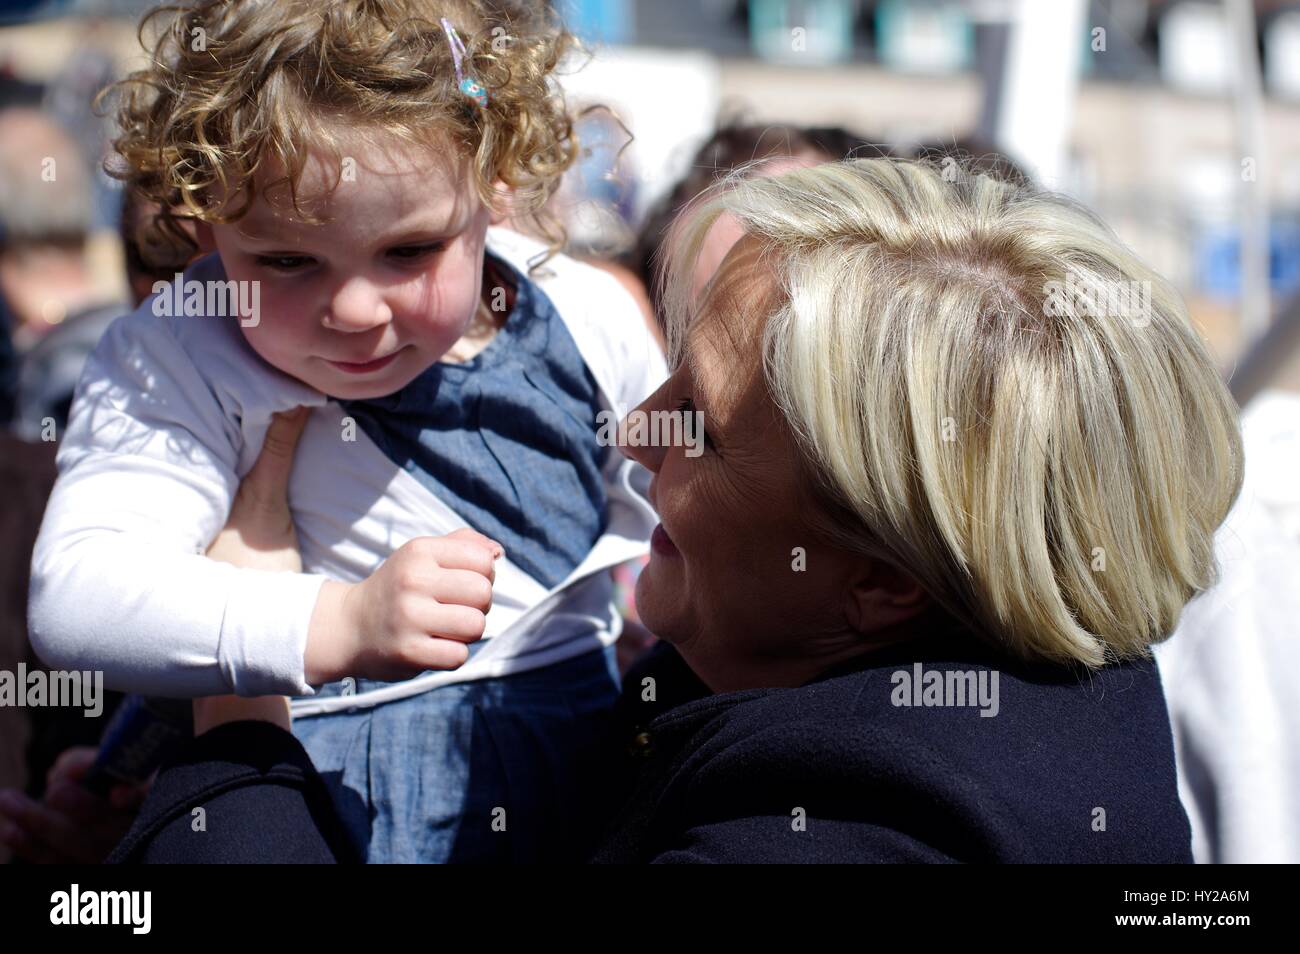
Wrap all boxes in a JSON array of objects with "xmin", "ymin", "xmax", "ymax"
[
  {"xmin": 111, "ymin": 628, "xmax": 1192, "ymax": 864},
  {"xmin": 588, "ymin": 631, "xmax": 1191, "ymax": 863}
]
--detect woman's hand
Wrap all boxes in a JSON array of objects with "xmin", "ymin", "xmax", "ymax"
[
  {"xmin": 195, "ymin": 407, "xmax": 312, "ymax": 735},
  {"xmin": 205, "ymin": 406, "xmax": 309, "ymax": 573}
]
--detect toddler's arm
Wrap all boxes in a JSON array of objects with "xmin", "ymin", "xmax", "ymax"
[
  {"xmin": 27, "ymin": 309, "xmax": 327, "ymax": 697},
  {"xmin": 29, "ymin": 307, "xmax": 503, "ymax": 696}
]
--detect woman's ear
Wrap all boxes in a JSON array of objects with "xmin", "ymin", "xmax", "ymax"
[{"xmin": 842, "ymin": 559, "xmax": 929, "ymax": 635}]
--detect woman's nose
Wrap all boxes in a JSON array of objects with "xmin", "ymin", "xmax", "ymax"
[
  {"xmin": 325, "ymin": 275, "xmax": 393, "ymax": 332},
  {"xmin": 617, "ymin": 385, "xmax": 670, "ymax": 473}
]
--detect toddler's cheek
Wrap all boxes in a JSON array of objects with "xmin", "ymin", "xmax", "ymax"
[
  {"xmin": 237, "ymin": 322, "xmax": 302, "ymax": 377},
  {"xmin": 413, "ymin": 299, "xmax": 478, "ymax": 349},
  {"xmin": 236, "ymin": 321, "xmax": 265, "ymax": 356}
]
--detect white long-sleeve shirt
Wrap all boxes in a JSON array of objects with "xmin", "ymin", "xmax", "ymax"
[{"xmin": 28, "ymin": 228, "xmax": 667, "ymax": 715}]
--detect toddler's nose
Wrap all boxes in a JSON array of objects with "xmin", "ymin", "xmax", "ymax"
[{"xmin": 326, "ymin": 276, "xmax": 393, "ymax": 332}]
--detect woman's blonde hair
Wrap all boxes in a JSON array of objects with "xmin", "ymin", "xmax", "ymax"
[
  {"xmin": 100, "ymin": 0, "xmax": 579, "ymax": 261},
  {"xmin": 660, "ymin": 158, "xmax": 1244, "ymax": 668}
]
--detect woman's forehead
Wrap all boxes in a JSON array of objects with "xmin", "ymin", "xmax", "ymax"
[
  {"xmin": 684, "ymin": 236, "xmax": 781, "ymax": 417},
  {"xmin": 691, "ymin": 237, "xmax": 778, "ymax": 359}
]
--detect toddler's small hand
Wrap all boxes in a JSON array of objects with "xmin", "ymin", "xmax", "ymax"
[{"xmin": 308, "ymin": 529, "xmax": 502, "ymax": 683}]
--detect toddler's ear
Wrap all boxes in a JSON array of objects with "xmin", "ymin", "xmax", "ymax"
[
  {"xmin": 194, "ymin": 220, "xmax": 218, "ymax": 253},
  {"xmin": 488, "ymin": 180, "xmax": 515, "ymax": 226}
]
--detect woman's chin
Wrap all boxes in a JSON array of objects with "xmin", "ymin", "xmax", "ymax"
[{"xmin": 633, "ymin": 561, "xmax": 684, "ymax": 645}]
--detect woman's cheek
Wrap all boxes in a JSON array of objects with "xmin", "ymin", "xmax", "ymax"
[{"xmin": 659, "ymin": 460, "xmax": 715, "ymax": 545}]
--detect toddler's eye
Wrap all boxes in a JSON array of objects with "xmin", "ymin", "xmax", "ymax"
[
  {"xmin": 254, "ymin": 254, "xmax": 313, "ymax": 272},
  {"xmin": 388, "ymin": 242, "xmax": 446, "ymax": 261}
]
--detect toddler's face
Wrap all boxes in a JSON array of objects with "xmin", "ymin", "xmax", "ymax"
[{"xmin": 201, "ymin": 128, "xmax": 494, "ymax": 399}]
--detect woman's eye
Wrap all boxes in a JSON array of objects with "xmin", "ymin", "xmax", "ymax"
[
  {"xmin": 675, "ymin": 397, "xmax": 716, "ymax": 453},
  {"xmin": 388, "ymin": 242, "xmax": 446, "ymax": 261},
  {"xmin": 254, "ymin": 255, "xmax": 313, "ymax": 272}
]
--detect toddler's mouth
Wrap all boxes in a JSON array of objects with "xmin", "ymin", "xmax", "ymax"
[{"xmin": 327, "ymin": 350, "xmax": 403, "ymax": 375}]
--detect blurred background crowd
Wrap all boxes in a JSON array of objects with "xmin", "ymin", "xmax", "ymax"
[{"xmin": 1, "ymin": 0, "xmax": 1298, "ymax": 864}]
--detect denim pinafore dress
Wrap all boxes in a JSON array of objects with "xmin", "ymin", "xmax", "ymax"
[{"xmin": 291, "ymin": 252, "xmax": 621, "ymax": 863}]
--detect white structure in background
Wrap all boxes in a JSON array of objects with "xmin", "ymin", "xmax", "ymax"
[
  {"xmin": 1156, "ymin": 390, "xmax": 1300, "ymax": 864},
  {"xmin": 1159, "ymin": 0, "xmax": 1235, "ymax": 93},
  {"xmin": 1264, "ymin": 10, "xmax": 1300, "ymax": 100},
  {"xmin": 1226, "ymin": 0, "xmax": 1270, "ymax": 345},
  {"xmin": 1155, "ymin": 0, "xmax": 1270, "ymax": 343},
  {"xmin": 987, "ymin": 0, "xmax": 1085, "ymax": 190}
]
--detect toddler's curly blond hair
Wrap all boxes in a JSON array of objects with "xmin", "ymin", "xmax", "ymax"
[{"xmin": 101, "ymin": 0, "xmax": 580, "ymax": 261}]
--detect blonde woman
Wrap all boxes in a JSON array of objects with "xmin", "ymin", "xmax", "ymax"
[{"xmin": 110, "ymin": 158, "xmax": 1240, "ymax": 863}]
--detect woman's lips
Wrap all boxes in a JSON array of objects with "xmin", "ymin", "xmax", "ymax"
[
  {"xmin": 326, "ymin": 350, "xmax": 403, "ymax": 375},
  {"xmin": 651, "ymin": 523, "xmax": 679, "ymax": 557}
]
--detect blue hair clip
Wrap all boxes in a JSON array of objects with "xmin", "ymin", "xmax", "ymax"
[{"xmin": 442, "ymin": 18, "xmax": 488, "ymax": 108}]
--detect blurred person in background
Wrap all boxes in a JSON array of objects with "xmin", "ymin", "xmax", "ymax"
[
  {"xmin": 0, "ymin": 104, "xmax": 116, "ymax": 862},
  {"xmin": 628, "ymin": 121, "xmax": 881, "ymax": 325},
  {"xmin": 0, "ymin": 106, "xmax": 125, "ymax": 439},
  {"xmin": 0, "ymin": 96, "xmax": 198, "ymax": 858},
  {"xmin": 0, "ymin": 291, "xmax": 16, "ymax": 428},
  {"xmin": 41, "ymin": 14, "xmax": 121, "ymax": 236},
  {"xmin": 15, "ymin": 187, "xmax": 198, "ymax": 439},
  {"xmin": 573, "ymin": 121, "xmax": 880, "ymax": 353},
  {"xmin": 1152, "ymin": 387, "xmax": 1300, "ymax": 862},
  {"xmin": 0, "ymin": 186, "xmax": 198, "ymax": 863},
  {"xmin": 0, "ymin": 183, "xmax": 222, "ymax": 864}
]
